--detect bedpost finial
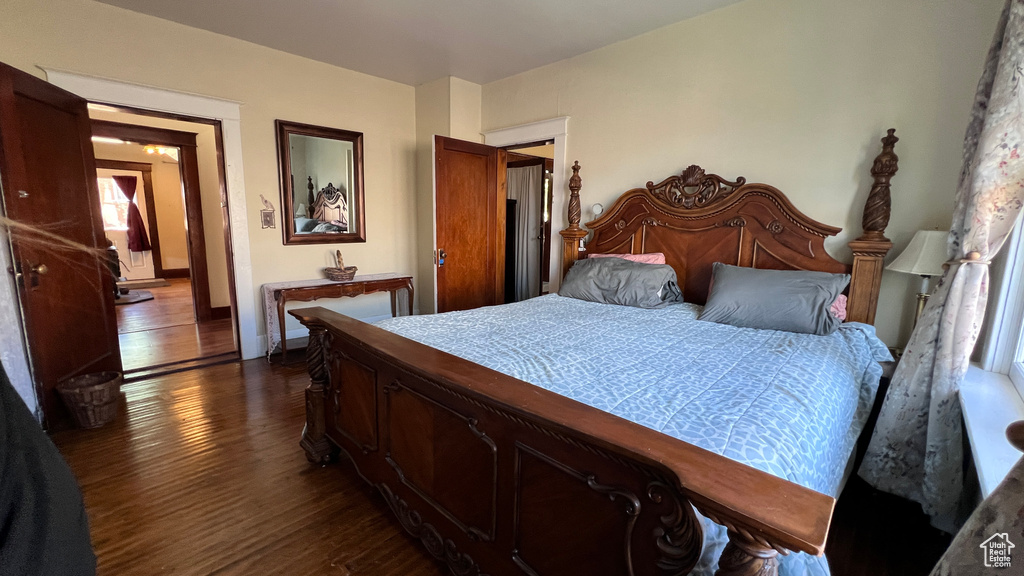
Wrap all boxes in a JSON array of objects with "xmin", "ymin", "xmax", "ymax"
[
  {"xmin": 567, "ymin": 161, "xmax": 583, "ymax": 229},
  {"xmin": 860, "ymin": 128, "xmax": 898, "ymax": 241},
  {"xmin": 882, "ymin": 128, "xmax": 898, "ymax": 148}
]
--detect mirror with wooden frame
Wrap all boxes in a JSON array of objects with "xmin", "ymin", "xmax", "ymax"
[{"xmin": 276, "ymin": 120, "xmax": 365, "ymax": 244}]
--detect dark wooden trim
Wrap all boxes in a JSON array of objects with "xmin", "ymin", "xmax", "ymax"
[
  {"xmin": 178, "ymin": 144, "xmax": 212, "ymax": 322},
  {"xmin": 94, "ymin": 159, "xmax": 151, "ymax": 173},
  {"xmin": 506, "ymin": 151, "xmax": 547, "ymax": 167},
  {"xmin": 94, "ymin": 159, "xmax": 163, "ymax": 278},
  {"xmin": 90, "ymin": 120, "xmax": 212, "ymax": 323},
  {"xmin": 212, "ymin": 121, "xmax": 239, "ymax": 350},
  {"xmin": 92, "ymin": 120, "xmax": 197, "ymax": 148},
  {"xmin": 507, "ymin": 157, "xmax": 546, "ymax": 169},
  {"xmin": 210, "ymin": 306, "xmax": 231, "ymax": 320},
  {"xmin": 276, "ymin": 119, "xmax": 366, "ymax": 245},
  {"xmin": 162, "ymin": 268, "xmax": 190, "ymax": 278}
]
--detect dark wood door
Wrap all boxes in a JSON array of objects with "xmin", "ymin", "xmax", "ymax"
[
  {"xmin": 434, "ymin": 136, "xmax": 506, "ymax": 313},
  {"xmin": 0, "ymin": 62, "xmax": 121, "ymax": 428}
]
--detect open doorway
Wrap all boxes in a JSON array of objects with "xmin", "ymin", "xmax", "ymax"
[
  {"xmin": 502, "ymin": 140, "xmax": 554, "ymax": 303},
  {"xmin": 88, "ymin": 105, "xmax": 239, "ymax": 377}
]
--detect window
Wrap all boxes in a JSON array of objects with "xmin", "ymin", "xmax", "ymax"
[
  {"xmin": 98, "ymin": 177, "xmax": 132, "ymax": 231},
  {"xmin": 981, "ymin": 215, "xmax": 1024, "ymax": 397}
]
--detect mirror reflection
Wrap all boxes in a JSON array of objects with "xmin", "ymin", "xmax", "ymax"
[
  {"xmin": 276, "ymin": 121, "xmax": 364, "ymax": 244},
  {"xmin": 291, "ymin": 134, "xmax": 354, "ymax": 234}
]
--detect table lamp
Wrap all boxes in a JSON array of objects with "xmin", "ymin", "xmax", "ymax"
[{"xmin": 886, "ymin": 230, "xmax": 949, "ymax": 325}]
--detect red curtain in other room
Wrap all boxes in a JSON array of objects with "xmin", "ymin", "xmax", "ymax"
[{"xmin": 112, "ymin": 175, "xmax": 151, "ymax": 252}]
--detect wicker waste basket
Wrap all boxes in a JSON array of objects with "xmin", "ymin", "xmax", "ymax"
[{"xmin": 56, "ymin": 371, "xmax": 122, "ymax": 429}]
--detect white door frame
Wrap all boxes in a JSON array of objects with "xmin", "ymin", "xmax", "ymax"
[
  {"xmin": 42, "ymin": 68, "xmax": 260, "ymax": 359},
  {"xmin": 483, "ymin": 117, "xmax": 569, "ymax": 291}
]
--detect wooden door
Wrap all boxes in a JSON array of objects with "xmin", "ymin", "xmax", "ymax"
[
  {"xmin": 0, "ymin": 62, "xmax": 121, "ymax": 428},
  {"xmin": 434, "ymin": 136, "xmax": 506, "ymax": 313}
]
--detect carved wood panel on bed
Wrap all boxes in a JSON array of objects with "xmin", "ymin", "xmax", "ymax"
[
  {"xmin": 295, "ymin": 130, "xmax": 900, "ymax": 576},
  {"xmin": 561, "ymin": 129, "xmax": 899, "ymax": 324}
]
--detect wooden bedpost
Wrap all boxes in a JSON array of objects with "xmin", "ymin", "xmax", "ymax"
[
  {"xmin": 716, "ymin": 530, "xmax": 780, "ymax": 576},
  {"xmin": 846, "ymin": 129, "xmax": 897, "ymax": 325},
  {"xmin": 300, "ymin": 326, "xmax": 334, "ymax": 464},
  {"xmin": 560, "ymin": 161, "xmax": 588, "ymax": 279}
]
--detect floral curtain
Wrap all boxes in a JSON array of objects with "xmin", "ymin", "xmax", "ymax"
[
  {"xmin": 112, "ymin": 175, "xmax": 151, "ymax": 253},
  {"xmin": 930, "ymin": 444, "xmax": 1024, "ymax": 574},
  {"xmin": 860, "ymin": 0, "xmax": 1024, "ymax": 523}
]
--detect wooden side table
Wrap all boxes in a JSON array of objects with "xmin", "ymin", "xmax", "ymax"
[{"xmin": 266, "ymin": 274, "xmax": 413, "ymax": 363}]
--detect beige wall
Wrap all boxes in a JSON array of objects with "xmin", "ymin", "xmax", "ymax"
[
  {"xmin": 0, "ymin": 0, "xmax": 1003, "ymax": 358},
  {"xmin": 481, "ymin": 0, "xmax": 1003, "ymax": 347},
  {"xmin": 449, "ymin": 77, "xmax": 483, "ymax": 143},
  {"xmin": 0, "ymin": 0, "xmax": 416, "ymax": 343}
]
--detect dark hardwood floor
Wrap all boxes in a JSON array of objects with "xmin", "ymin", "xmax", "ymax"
[
  {"xmin": 116, "ymin": 278, "xmax": 196, "ymax": 333},
  {"xmin": 51, "ymin": 359, "xmax": 950, "ymax": 575},
  {"xmin": 52, "ymin": 360, "xmax": 442, "ymax": 576},
  {"xmin": 828, "ymin": 477, "xmax": 951, "ymax": 576}
]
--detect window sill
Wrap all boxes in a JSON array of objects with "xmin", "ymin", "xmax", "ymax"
[{"xmin": 959, "ymin": 364, "xmax": 1024, "ymax": 498}]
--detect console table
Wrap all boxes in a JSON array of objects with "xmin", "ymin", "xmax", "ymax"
[{"xmin": 262, "ymin": 273, "xmax": 413, "ymax": 362}]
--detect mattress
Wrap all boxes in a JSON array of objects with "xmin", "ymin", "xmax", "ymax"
[{"xmin": 375, "ymin": 294, "xmax": 891, "ymax": 575}]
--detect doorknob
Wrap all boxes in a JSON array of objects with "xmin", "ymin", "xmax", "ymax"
[
  {"xmin": 437, "ymin": 249, "xmax": 447, "ymax": 268},
  {"xmin": 26, "ymin": 263, "xmax": 47, "ymax": 288}
]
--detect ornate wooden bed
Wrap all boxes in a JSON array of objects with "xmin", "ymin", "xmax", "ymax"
[{"xmin": 292, "ymin": 130, "xmax": 900, "ymax": 576}]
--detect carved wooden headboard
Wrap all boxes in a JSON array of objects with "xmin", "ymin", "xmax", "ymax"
[
  {"xmin": 559, "ymin": 129, "xmax": 899, "ymax": 325},
  {"xmin": 312, "ymin": 182, "xmax": 349, "ymax": 227}
]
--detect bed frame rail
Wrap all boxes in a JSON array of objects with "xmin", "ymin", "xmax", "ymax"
[{"xmin": 294, "ymin": 307, "xmax": 834, "ymax": 576}]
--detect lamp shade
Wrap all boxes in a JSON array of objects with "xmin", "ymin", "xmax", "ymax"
[{"xmin": 887, "ymin": 230, "xmax": 949, "ymax": 276}]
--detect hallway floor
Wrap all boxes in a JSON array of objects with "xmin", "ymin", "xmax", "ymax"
[{"xmin": 115, "ymin": 278, "xmax": 236, "ymax": 372}]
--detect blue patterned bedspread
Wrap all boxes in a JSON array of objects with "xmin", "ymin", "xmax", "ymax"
[{"xmin": 375, "ymin": 294, "xmax": 891, "ymax": 575}]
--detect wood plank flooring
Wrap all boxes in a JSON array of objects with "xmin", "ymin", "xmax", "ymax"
[
  {"xmin": 116, "ymin": 278, "xmax": 196, "ymax": 333},
  {"xmin": 117, "ymin": 319, "xmax": 236, "ymax": 372},
  {"xmin": 52, "ymin": 360, "xmax": 442, "ymax": 576},
  {"xmin": 52, "ymin": 360, "xmax": 950, "ymax": 576},
  {"xmin": 115, "ymin": 278, "xmax": 236, "ymax": 372}
]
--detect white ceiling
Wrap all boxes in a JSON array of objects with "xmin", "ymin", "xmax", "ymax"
[{"xmin": 95, "ymin": 0, "xmax": 745, "ymax": 86}]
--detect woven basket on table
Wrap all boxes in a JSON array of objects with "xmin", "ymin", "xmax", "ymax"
[
  {"xmin": 56, "ymin": 371, "xmax": 122, "ymax": 429},
  {"xmin": 324, "ymin": 250, "xmax": 357, "ymax": 281}
]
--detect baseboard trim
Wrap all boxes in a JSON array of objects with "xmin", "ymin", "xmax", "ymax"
[
  {"xmin": 162, "ymin": 268, "xmax": 190, "ymax": 278},
  {"xmin": 210, "ymin": 306, "xmax": 232, "ymax": 320}
]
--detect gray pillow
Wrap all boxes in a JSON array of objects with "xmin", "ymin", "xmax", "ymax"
[
  {"xmin": 295, "ymin": 217, "xmax": 319, "ymax": 233},
  {"xmin": 698, "ymin": 263, "xmax": 850, "ymax": 335},
  {"xmin": 559, "ymin": 257, "xmax": 682, "ymax": 309}
]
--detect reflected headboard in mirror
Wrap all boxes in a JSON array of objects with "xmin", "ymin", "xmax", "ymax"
[{"xmin": 276, "ymin": 120, "xmax": 365, "ymax": 244}]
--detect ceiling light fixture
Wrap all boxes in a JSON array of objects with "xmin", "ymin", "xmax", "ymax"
[{"xmin": 144, "ymin": 145, "xmax": 179, "ymax": 162}]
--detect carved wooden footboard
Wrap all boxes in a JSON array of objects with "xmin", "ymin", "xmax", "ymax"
[{"xmin": 293, "ymin": 307, "xmax": 834, "ymax": 576}]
